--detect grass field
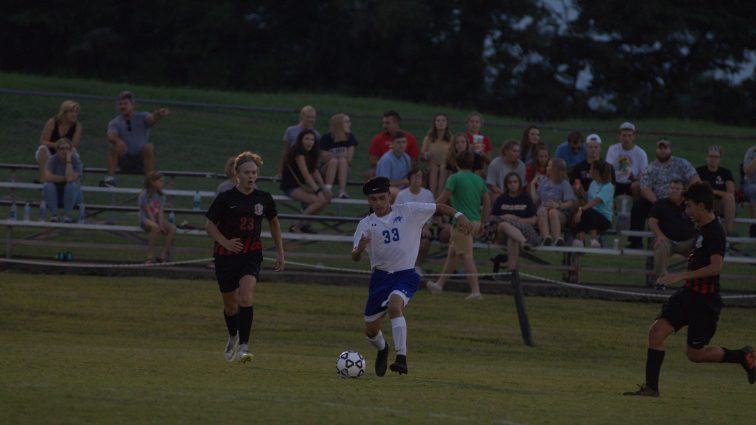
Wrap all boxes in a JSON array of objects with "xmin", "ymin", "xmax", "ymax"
[{"xmin": 2, "ymin": 271, "xmax": 755, "ymax": 425}]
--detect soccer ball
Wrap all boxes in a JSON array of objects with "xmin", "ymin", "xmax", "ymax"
[{"xmin": 336, "ymin": 350, "xmax": 366, "ymax": 378}]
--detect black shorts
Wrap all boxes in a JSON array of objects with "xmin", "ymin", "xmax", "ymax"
[
  {"xmin": 214, "ymin": 255, "xmax": 262, "ymax": 293},
  {"xmin": 614, "ymin": 182, "xmax": 633, "ymax": 196},
  {"xmin": 658, "ymin": 288, "xmax": 722, "ymax": 349},
  {"xmin": 118, "ymin": 154, "xmax": 144, "ymax": 174}
]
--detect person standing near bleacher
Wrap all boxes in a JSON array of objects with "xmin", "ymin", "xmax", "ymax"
[
  {"xmin": 100, "ymin": 91, "xmax": 169, "ymax": 187},
  {"xmin": 43, "ymin": 138, "xmax": 83, "ymax": 222}
]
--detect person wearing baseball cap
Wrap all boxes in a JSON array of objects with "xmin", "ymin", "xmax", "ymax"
[
  {"xmin": 605, "ymin": 121, "xmax": 648, "ymax": 198},
  {"xmin": 569, "ymin": 133, "xmax": 616, "ymax": 198}
]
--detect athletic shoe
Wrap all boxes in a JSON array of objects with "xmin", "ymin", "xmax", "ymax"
[
  {"xmin": 299, "ymin": 224, "xmax": 317, "ymax": 234},
  {"xmin": 224, "ymin": 334, "xmax": 239, "ymax": 362},
  {"xmin": 389, "ymin": 354, "xmax": 408, "ymax": 375},
  {"xmin": 542, "ymin": 236, "xmax": 553, "ymax": 246},
  {"xmin": 522, "ymin": 243, "xmax": 534, "ymax": 253},
  {"xmin": 742, "ymin": 346, "xmax": 755, "ymax": 384},
  {"xmin": 426, "ymin": 280, "xmax": 442, "ymax": 294},
  {"xmin": 338, "ymin": 191, "xmax": 349, "ymax": 199},
  {"xmin": 623, "ymin": 384, "xmax": 659, "ymax": 397},
  {"xmin": 555, "ymin": 237, "xmax": 565, "ymax": 246},
  {"xmin": 375, "ymin": 342, "xmax": 390, "ymax": 377},
  {"xmin": 590, "ymin": 239, "xmax": 601, "ymax": 248},
  {"xmin": 49, "ymin": 216, "xmax": 59, "ymax": 223},
  {"xmin": 62, "ymin": 216, "xmax": 73, "ymax": 223},
  {"xmin": 238, "ymin": 345, "xmax": 253, "ymax": 363},
  {"xmin": 465, "ymin": 293, "xmax": 483, "ymax": 301},
  {"xmin": 572, "ymin": 239, "xmax": 584, "ymax": 248},
  {"xmin": 99, "ymin": 177, "xmax": 116, "ymax": 188}
]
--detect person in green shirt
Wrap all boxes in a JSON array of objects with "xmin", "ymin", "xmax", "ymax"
[{"xmin": 427, "ymin": 151, "xmax": 490, "ymax": 299}]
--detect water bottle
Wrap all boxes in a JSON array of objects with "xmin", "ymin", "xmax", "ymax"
[
  {"xmin": 39, "ymin": 200, "xmax": 47, "ymax": 221},
  {"xmin": 168, "ymin": 211, "xmax": 176, "ymax": 224},
  {"xmin": 9, "ymin": 201, "xmax": 17, "ymax": 220},
  {"xmin": 192, "ymin": 191, "xmax": 201, "ymax": 211},
  {"xmin": 23, "ymin": 202, "xmax": 31, "ymax": 221},
  {"xmin": 78, "ymin": 202, "xmax": 86, "ymax": 224}
]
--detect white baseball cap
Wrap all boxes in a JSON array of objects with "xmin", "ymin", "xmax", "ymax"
[{"xmin": 586, "ymin": 134, "xmax": 602, "ymax": 145}]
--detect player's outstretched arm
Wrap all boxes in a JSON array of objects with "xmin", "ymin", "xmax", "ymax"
[{"xmin": 269, "ymin": 216, "xmax": 285, "ymax": 271}]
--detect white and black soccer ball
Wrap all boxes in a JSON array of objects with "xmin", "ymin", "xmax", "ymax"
[{"xmin": 336, "ymin": 350, "xmax": 366, "ymax": 378}]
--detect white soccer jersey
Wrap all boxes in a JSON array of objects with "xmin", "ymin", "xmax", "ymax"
[{"xmin": 353, "ymin": 202, "xmax": 436, "ymax": 272}]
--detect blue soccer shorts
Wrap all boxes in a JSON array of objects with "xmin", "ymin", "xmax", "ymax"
[{"xmin": 364, "ymin": 268, "xmax": 420, "ymax": 322}]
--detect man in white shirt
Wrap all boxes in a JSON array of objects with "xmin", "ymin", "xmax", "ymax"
[
  {"xmin": 605, "ymin": 121, "xmax": 648, "ymax": 199},
  {"xmin": 352, "ymin": 177, "xmax": 471, "ymax": 377}
]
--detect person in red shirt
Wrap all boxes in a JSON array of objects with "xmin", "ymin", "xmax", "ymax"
[
  {"xmin": 367, "ymin": 111, "xmax": 419, "ymax": 178},
  {"xmin": 463, "ymin": 111, "xmax": 493, "ymax": 162}
]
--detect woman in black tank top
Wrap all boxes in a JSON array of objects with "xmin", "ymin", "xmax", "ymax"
[{"xmin": 37, "ymin": 100, "xmax": 82, "ymax": 182}]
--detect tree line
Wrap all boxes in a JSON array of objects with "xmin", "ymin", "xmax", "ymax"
[{"xmin": 2, "ymin": 0, "xmax": 754, "ymax": 125}]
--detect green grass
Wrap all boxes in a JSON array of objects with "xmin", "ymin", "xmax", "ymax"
[{"xmin": 1, "ymin": 271, "xmax": 755, "ymax": 424}]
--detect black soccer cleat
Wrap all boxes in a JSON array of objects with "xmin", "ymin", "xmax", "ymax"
[
  {"xmin": 375, "ymin": 343, "xmax": 389, "ymax": 377},
  {"xmin": 742, "ymin": 346, "xmax": 756, "ymax": 384},
  {"xmin": 389, "ymin": 354, "xmax": 408, "ymax": 375},
  {"xmin": 623, "ymin": 384, "xmax": 659, "ymax": 397}
]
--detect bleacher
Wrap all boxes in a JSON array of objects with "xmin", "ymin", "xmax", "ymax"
[{"xmin": 3, "ymin": 161, "xmax": 755, "ymax": 288}]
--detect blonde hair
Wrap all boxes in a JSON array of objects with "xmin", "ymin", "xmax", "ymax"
[
  {"xmin": 329, "ymin": 113, "xmax": 349, "ymax": 141},
  {"xmin": 234, "ymin": 151, "xmax": 263, "ymax": 172},
  {"xmin": 55, "ymin": 100, "xmax": 80, "ymax": 121},
  {"xmin": 223, "ymin": 156, "xmax": 236, "ymax": 179},
  {"xmin": 143, "ymin": 171, "xmax": 164, "ymax": 196},
  {"xmin": 54, "ymin": 138, "xmax": 73, "ymax": 150}
]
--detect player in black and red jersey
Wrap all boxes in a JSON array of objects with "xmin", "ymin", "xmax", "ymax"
[
  {"xmin": 205, "ymin": 151, "xmax": 285, "ymax": 363},
  {"xmin": 624, "ymin": 182, "xmax": 755, "ymax": 397}
]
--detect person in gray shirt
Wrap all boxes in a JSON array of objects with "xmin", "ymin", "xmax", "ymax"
[{"xmin": 100, "ymin": 91, "xmax": 169, "ymax": 187}]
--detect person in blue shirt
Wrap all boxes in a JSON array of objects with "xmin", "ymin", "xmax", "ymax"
[
  {"xmin": 376, "ymin": 132, "xmax": 412, "ymax": 200},
  {"xmin": 555, "ymin": 130, "xmax": 587, "ymax": 171},
  {"xmin": 572, "ymin": 159, "xmax": 614, "ymax": 248}
]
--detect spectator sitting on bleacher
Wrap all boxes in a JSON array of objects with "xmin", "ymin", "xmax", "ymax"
[
  {"xmin": 648, "ymin": 180, "xmax": 696, "ymax": 284},
  {"xmin": 43, "ymin": 138, "xmax": 83, "ymax": 223},
  {"xmin": 139, "ymin": 171, "xmax": 176, "ymax": 264},
  {"xmin": 569, "ymin": 134, "xmax": 615, "ymax": 201},
  {"xmin": 36, "ymin": 100, "xmax": 82, "ymax": 183},
  {"xmin": 696, "ymin": 146, "xmax": 736, "ymax": 235},
  {"xmin": 463, "ymin": 111, "xmax": 494, "ymax": 162},
  {"xmin": 627, "ymin": 138, "xmax": 699, "ymax": 249},
  {"xmin": 484, "ymin": 172, "xmax": 539, "ymax": 270},
  {"xmin": 280, "ymin": 129, "xmax": 331, "ymax": 234},
  {"xmin": 605, "ymin": 121, "xmax": 647, "ymax": 198},
  {"xmin": 101, "ymin": 91, "xmax": 169, "ymax": 187},
  {"xmin": 320, "ymin": 113, "xmax": 357, "ymax": 199},
  {"xmin": 555, "ymin": 130, "xmax": 587, "ymax": 172},
  {"xmin": 216, "ymin": 156, "xmax": 237, "ymax": 195},
  {"xmin": 572, "ymin": 159, "xmax": 614, "ymax": 248},
  {"xmin": 520, "ymin": 125, "xmax": 541, "ymax": 166},
  {"xmin": 420, "ymin": 113, "xmax": 452, "ymax": 197},
  {"xmin": 278, "ymin": 105, "xmax": 319, "ymax": 178},
  {"xmin": 486, "ymin": 139, "xmax": 526, "ymax": 197},
  {"xmin": 376, "ymin": 132, "xmax": 412, "ymax": 199},
  {"xmin": 526, "ymin": 143, "xmax": 550, "ymax": 193},
  {"xmin": 367, "ymin": 111, "xmax": 419, "ymax": 178},
  {"xmin": 531, "ymin": 158, "xmax": 576, "ymax": 246},
  {"xmin": 395, "ymin": 167, "xmax": 436, "ymax": 276},
  {"xmin": 743, "ymin": 145, "xmax": 756, "ymax": 236},
  {"xmin": 447, "ymin": 132, "xmax": 486, "ymax": 177}
]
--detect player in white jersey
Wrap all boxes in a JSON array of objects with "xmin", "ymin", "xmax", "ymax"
[{"xmin": 352, "ymin": 177, "xmax": 472, "ymax": 376}]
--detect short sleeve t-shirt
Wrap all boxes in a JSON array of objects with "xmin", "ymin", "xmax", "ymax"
[
  {"xmin": 605, "ymin": 144, "xmax": 648, "ymax": 184},
  {"xmin": 319, "ymin": 132, "xmax": 357, "ymax": 155},
  {"xmin": 641, "ymin": 157, "xmax": 698, "ymax": 198},
  {"xmin": 696, "ymin": 166, "xmax": 734, "ymax": 193},
  {"xmin": 586, "ymin": 181, "xmax": 615, "ymax": 222},
  {"xmin": 490, "ymin": 192, "xmax": 535, "ymax": 218},
  {"xmin": 368, "ymin": 132, "xmax": 420, "ymax": 160},
  {"xmin": 486, "ymin": 156, "xmax": 527, "ymax": 192},
  {"xmin": 353, "ymin": 202, "xmax": 436, "ymax": 272},
  {"xmin": 206, "ymin": 187, "xmax": 277, "ymax": 257},
  {"xmin": 395, "ymin": 187, "xmax": 435, "ymax": 224},
  {"xmin": 685, "ymin": 218, "xmax": 726, "ymax": 294},
  {"xmin": 107, "ymin": 111, "xmax": 151, "ymax": 156},
  {"xmin": 649, "ymin": 198, "xmax": 696, "ymax": 242},
  {"xmin": 537, "ymin": 179, "xmax": 576, "ymax": 205},
  {"xmin": 743, "ymin": 147, "xmax": 756, "ymax": 185},
  {"xmin": 138, "ymin": 191, "xmax": 165, "ymax": 225},
  {"xmin": 445, "ymin": 171, "xmax": 487, "ymax": 221},
  {"xmin": 376, "ymin": 152, "xmax": 412, "ymax": 182}
]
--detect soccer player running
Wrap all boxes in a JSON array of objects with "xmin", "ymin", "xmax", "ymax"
[
  {"xmin": 624, "ymin": 182, "xmax": 755, "ymax": 397},
  {"xmin": 205, "ymin": 151, "xmax": 285, "ymax": 363},
  {"xmin": 352, "ymin": 177, "xmax": 472, "ymax": 376}
]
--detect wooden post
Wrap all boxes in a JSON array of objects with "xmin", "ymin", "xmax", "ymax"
[{"xmin": 510, "ymin": 270, "xmax": 533, "ymax": 346}]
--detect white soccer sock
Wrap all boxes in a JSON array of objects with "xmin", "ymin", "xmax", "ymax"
[
  {"xmin": 367, "ymin": 330, "xmax": 386, "ymax": 351},
  {"xmin": 391, "ymin": 316, "xmax": 407, "ymax": 355}
]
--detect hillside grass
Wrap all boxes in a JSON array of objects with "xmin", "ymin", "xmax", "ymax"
[{"xmin": 2, "ymin": 271, "xmax": 755, "ymax": 425}]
